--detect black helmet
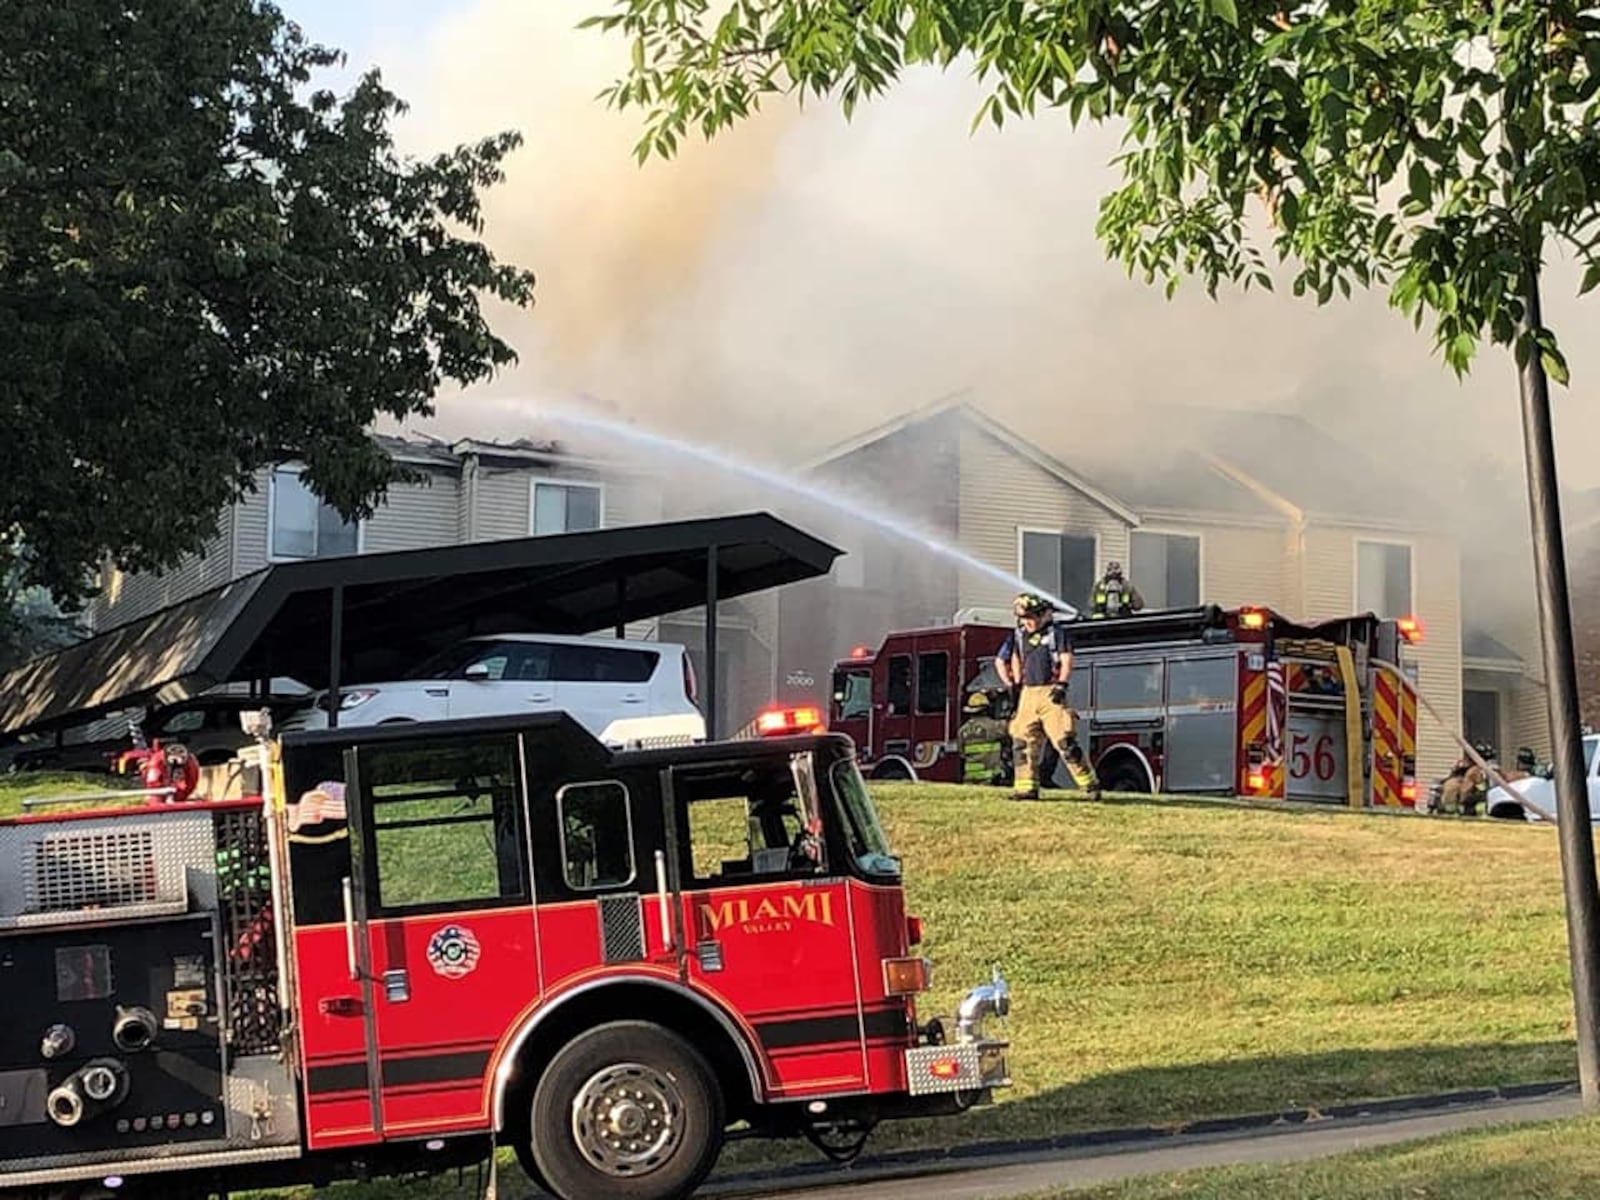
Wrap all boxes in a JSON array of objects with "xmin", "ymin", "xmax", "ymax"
[
  {"xmin": 1013, "ymin": 592, "xmax": 1053, "ymax": 618},
  {"xmin": 1516, "ymin": 746, "xmax": 1537, "ymax": 769}
]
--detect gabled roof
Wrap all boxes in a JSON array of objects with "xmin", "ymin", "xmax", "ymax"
[
  {"xmin": 1156, "ymin": 408, "xmax": 1444, "ymax": 527},
  {"xmin": 1463, "ymin": 628, "xmax": 1523, "ymax": 663},
  {"xmin": 799, "ymin": 393, "xmax": 1282, "ymax": 524}
]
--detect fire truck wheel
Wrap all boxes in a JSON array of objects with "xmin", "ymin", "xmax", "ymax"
[
  {"xmin": 528, "ymin": 1020, "xmax": 725, "ymax": 1200},
  {"xmin": 1098, "ymin": 758, "xmax": 1151, "ymax": 794}
]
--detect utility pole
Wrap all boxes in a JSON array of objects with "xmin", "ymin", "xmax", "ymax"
[{"xmin": 1518, "ymin": 260, "xmax": 1600, "ymax": 1111}]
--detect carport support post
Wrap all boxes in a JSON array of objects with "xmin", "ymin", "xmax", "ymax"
[
  {"xmin": 328, "ymin": 585, "xmax": 344, "ymax": 730},
  {"xmin": 705, "ymin": 545, "xmax": 719, "ymax": 742},
  {"xmin": 1518, "ymin": 262, "xmax": 1600, "ymax": 1111}
]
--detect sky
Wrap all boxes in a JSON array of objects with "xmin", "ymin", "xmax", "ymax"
[{"xmin": 279, "ymin": 0, "xmax": 1600, "ymax": 536}]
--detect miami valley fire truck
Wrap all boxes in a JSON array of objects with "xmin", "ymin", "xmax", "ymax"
[
  {"xmin": 829, "ymin": 605, "xmax": 1422, "ymax": 808},
  {"xmin": 0, "ymin": 711, "xmax": 1011, "ymax": 1200}
]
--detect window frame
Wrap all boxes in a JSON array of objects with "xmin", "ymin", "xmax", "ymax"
[
  {"xmin": 266, "ymin": 462, "xmax": 365, "ymax": 562},
  {"xmin": 353, "ymin": 734, "xmax": 529, "ymax": 919},
  {"xmin": 529, "ymin": 478, "xmax": 606, "ymax": 536},
  {"xmin": 1128, "ymin": 528, "xmax": 1205, "ymax": 609},
  {"xmin": 915, "ymin": 651, "xmax": 950, "ymax": 716},
  {"xmin": 1016, "ymin": 526, "xmax": 1100, "ymax": 611},
  {"xmin": 1353, "ymin": 538, "xmax": 1416, "ymax": 619},
  {"xmin": 556, "ymin": 779, "xmax": 638, "ymax": 892}
]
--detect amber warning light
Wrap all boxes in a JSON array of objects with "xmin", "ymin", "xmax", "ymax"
[
  {"xmin": 1396, "ymin": 616, "xmax": 1424, "ymax": 644},
  {"xmin": 756, "ymin": 706, "xmax": 824, "ymax": 736}
]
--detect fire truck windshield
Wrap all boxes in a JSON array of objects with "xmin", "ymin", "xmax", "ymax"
[{"xmin": 828, "ymin": 755, "xmax": 901, "ymax": 880}]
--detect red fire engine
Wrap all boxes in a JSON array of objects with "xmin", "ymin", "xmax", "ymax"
[
  {"xmin": 829, "ymin": 604, "xmax": 1421, "ymax": 808},
  {"xmin": 0, "ymin": 711, "xmax": 1011, "ymax": 1200}
]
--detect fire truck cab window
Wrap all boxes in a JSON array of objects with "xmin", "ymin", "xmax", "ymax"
[
  {"xmin": 682, "ymin": 764, "xmax": 826, "ymax": 884},
  {"xmin": 558, "ymin": 781, "xmax": 636, "ymax": 890},
  {"xmin": 360, "ymin": 736, "xmax": 526, "ymax": 914},
  {"xmin": 1095, "ymin": 661, "xmax": 1164, "ymax": 709},
  {"xmin": 833, "ymin": 670, "xmax": 871, "ymax": 720},
  {"xmin": 916, "ymin": 653, "xmax": 949, "ymax": 714},
  {"xmin": 830, "ymin": 757, "xmax": 900, "ymax": 880},
  {"xmin": 886, "ymin": 656, "xmax": 913, "ymax": 716}
]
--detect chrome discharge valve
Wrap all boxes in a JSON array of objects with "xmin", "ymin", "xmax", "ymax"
[{"xmin": 955, "ymin": 966, "xmax": 1010, "ymax": 1043}]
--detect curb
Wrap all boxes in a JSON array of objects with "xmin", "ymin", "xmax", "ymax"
[{"xmin": 703, "ymin": 1078, "xmax": 1579, "ymax": 1193}]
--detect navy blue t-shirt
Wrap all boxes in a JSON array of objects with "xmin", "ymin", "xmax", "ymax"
[{"xmin": 998, "ymin": 621, "xmax": 1073, "ymax": 687}]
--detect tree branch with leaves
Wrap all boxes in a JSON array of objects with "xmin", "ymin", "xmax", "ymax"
[
  {"xmin": 585, "ymin": 0, "xmax": 1600, "ymax": 383},
  {"xmin": 0, "ymin": 0, "xmax": 536, "ymax": 603}
]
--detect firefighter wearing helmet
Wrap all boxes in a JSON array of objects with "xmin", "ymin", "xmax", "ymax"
[
  {"xmin": 995, "ymin": 592, "xmax": 1100, "ymax": 800},
  {"xmin": 957, "ymin": 689, "xmax": 1011, "ymax": 786},
  {"xmin": 1091, "ymin": 561, "xmax": 1145, "ymax": 619}
]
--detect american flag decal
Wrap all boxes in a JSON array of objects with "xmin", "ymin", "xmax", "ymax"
[{"xmin": 1265, "ymin": 661, "xmax": 1286, "ymax": 760}]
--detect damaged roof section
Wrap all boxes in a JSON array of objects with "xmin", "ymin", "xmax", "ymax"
[{"xmin": 0, "ymin": 512, "xmax": 841, "ymax": 741}]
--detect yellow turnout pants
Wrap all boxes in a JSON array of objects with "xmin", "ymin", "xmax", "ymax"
[{"xmin": 1008, "ymin": 685, "xmax": 1097, "ymax": 795}]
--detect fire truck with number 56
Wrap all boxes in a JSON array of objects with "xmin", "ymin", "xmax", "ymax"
[
  {"xmin": 830, "ymin": 604, "xmax": 1422, "ymax": 809},
  {"xmin": 0, "ymin": 710, "xmax": 1012, "ymax": 1200}
]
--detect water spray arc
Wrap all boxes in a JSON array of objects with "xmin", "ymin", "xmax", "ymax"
[{"xmin": 538, "ymin": 404, "xmax": 1077, "ymax": 617}]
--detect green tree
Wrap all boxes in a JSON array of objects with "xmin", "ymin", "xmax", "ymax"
[
  {"xmin": 585, "ymin": 0, "xmax": 1600, "ymax": 1105},
  {"xmin": 1, "ymin": 1, "xmax": 535, "ymax": 603}
]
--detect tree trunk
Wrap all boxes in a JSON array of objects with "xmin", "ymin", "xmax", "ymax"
[{"xmin": 1517, "ymin": 259, "xmax": 1600, "ymax": 1111}]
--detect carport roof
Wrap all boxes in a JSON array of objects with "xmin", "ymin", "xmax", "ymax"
[{"xmin": 0, "ymin": 512, "xmax": 841, "ymax": 740}]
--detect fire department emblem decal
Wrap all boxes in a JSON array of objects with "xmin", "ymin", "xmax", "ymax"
[{"xmin": 425, "ymin": 925, "xmax": 480, "ymax": 979}]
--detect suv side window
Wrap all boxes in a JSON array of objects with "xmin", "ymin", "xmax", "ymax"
[
  {"xmin": 156, "ymin": 709, "xmax": 207, "ymax": 735},
  {"xmin": 552, "ymin": 644, "xmax": 659, "ymax": 683}
]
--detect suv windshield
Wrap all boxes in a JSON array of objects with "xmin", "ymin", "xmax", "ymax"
[{"xmin": 828, "ymin": 756, "xmax": 900, "ymax": 880}]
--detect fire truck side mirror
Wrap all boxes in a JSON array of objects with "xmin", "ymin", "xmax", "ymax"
[{"xmin": 240, "ymin": 708, "xmax": 273, "ymax": 740}]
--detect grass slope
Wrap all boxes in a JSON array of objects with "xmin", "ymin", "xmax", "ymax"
[
  {"xmin": 6, "ymin": 771, "xmax": 1582, "ymax": 1195},
  {"xmin": 813, "ymin": 783, "xmax": 1575, "ymax": 1153},
  {"xmin": 1043, "ymin": 1114, "xmax": 1600, "ymax": 1199},
  {"xmin": 0, "ymin": 771, "xmax": 133, "ymax": 817}
]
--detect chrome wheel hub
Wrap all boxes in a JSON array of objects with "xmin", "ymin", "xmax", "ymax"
[{"xmin": 571, "ymin": 1061, "xmax": 684, "ymax": 1177}]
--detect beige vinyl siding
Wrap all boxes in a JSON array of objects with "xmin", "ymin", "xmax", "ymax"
[
  {"xmin": 233, "ymin": 472, "xmax": 271, "ymax": 576},
  {"xmin": 91, "ymin": 514, "xmax": 234, "ymax": 631},
  {"xmin": 1132, "ymin": 519, "xmax": 1285, "ymax": 611},
  {"xmin": 473, "ymin": 467, "xmax": 535, "ymax": 540},
  {"xmin": 1511, "ymin": 680, "xmax": 1552, "ymax": 759},
  {"xmin": 363, "ymin": 469, "xmax": 460, "ymax": 553},
  {"xmin": 1280, "ymin": 522, "xmax": 1307, "ymax": 619},
  {"xmin": 956, "ymin": 424, "xmax": 1131, "ymax": 611},
  {"xmin": 1489, "ymin": 615, "xmax": 1552, "ymax": 758},
  {"xmin": 602, "ymin": 474, "xmax": 665, "ymax": 528},
  {"xmin": 1302, "ymin": 526, "xmax": 1462, "ymax": 782}
]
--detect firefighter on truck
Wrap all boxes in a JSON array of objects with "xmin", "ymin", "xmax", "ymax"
[{"xmin": 0, "ymin": 707, "xmax": 1012, "ymax": 1200}]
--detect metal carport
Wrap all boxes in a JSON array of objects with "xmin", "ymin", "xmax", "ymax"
[{"xmin": 0, "ymin": 512, "xmax": 841, "ymax": 742}]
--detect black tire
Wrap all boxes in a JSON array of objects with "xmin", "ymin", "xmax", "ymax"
[
  {"xmin": 1099, "ymin": 757, "xmax": 1150, "ymax": 794},
  {"xmin": 528, "ymin": 1021, "xmax": 724, "ymax": 1200},
  {"xmin": 872, "ymin": 760, "xmax": 914, "ymax": 781}
]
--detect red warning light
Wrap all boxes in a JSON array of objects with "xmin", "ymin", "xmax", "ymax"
[
  {"xmin": 850, "ymin": 645, "xmax": 871, "ymax": 659},
  {"xmin": 756, "ymin": 706, "xmax": 824, "ymax": 736},
  {"xmin": 928, "ymin": 1057, "xmax": 963, "ymax": 1080},
  {"xmin": 1396, "ymin": 616, "xmax": 1424, "ymax": 644}
]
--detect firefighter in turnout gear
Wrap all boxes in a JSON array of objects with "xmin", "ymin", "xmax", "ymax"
[
  {"xmin": 1091, "ymin": 562, "xmax": 1145, "ymax": 619},
  {"xmin": 958, "ymin": 690, "xmax": 1011, "ymax": 785},
  {"xmin": 1439, "ymin": 742, "xmax": 1494, "ymax": 816},
  {"xmin": 996, "ymin": 593, "xmax": 1101, "ymax": 800}
]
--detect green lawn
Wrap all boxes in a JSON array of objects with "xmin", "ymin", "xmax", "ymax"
[
  {"xmin": 1039, "ymin": 1114, "xmax": 1600, "ymax": 1199},
  {"xmin": 0, "ymin": 770, "xmax": 135, "ymax": 817},
  {"xmin": 8, "ymin": 769, "xmax": 1582, "ymax": 1196},
  {"xmin": 810, "ymin": 783, "xmax": 1577, "ymax": 1153}
]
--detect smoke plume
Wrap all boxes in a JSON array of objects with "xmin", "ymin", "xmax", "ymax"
[{"xmin": 353, "ymin": 0, "xmax": 1600, "ymax": 641}]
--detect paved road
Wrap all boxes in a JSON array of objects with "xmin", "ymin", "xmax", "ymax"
[{"xmin": 705, "ymin": 1090, "xmax": 1582, "ymax": 1200}]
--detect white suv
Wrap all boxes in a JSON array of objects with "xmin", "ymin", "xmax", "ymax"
[{"xmin": 278, "ymin": 633, "xmax": 705, "ymax": 747}]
